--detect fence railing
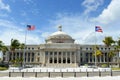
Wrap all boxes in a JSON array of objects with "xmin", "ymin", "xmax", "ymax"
[{"xmin": 4, "ymin": 70, "xmax": 120, "ymax": 77}]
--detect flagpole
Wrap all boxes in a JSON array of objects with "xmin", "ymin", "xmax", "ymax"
[
  {"xmin": 23, "ymin": 28, "xmax": 27, "ymax": 68},
  {"xmin": 95, "ymin": 31, "xmax": 97, "ymax": 67}
]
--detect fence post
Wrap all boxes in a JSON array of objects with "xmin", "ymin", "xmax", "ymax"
[
  {"xmin": 9, "ymin": 72, "xmax": 11, "ymax": 77},
  {"xmin": 111, "ymin": 69, "xmax": 112, "ymax": 76},
  {"xmin": 74, "ymin": 72, "xmax": 76, "ymax": 77},
  {"xmin": 22, "ymin": 72, "xmax": 24, "ymax": 77},
  {"xmin": 48, "ymin": 72, "xmax": 50, "ymax": 77},
  {"xmin": 99, "ymin": 70, "xmax": 101, "ymax": 77},
  {"xmin": 61, "ymin": 72, "xmax": 63, "ymax": 77},
  {"xmin": 87, "ymin": 70, "xmax": 89, "ymax": 77},
  {"xmin": 35, "ymin": 72, "xmax": 37, "ymax": 77}
]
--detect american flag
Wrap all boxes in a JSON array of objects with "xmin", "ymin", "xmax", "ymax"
[{"xmin": 27, "ymin": 25, "xmax": 35, "ymax": 30}]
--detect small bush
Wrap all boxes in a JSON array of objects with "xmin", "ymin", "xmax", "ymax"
[
  {"xmin": 0, "ymin": 67, "xmax": 8, "ymax": 71},
  {"xmin": 101, "ymin": 64, "xmax": 108, "ymax": 68}
]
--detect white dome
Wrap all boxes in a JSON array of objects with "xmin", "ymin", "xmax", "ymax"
[
  {"xmin": 49, "ymin": 31, "xmax": 72, "ymax": 39},
  {"xmin": 45, "ymin": 26, "xmax": 74, "ymax": 43}
]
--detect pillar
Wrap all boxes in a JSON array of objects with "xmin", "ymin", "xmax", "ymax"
[
  {"xmin": 57, "ymin": 52, "xmax": 58, "ymax": 64},
  {"xmin": 70, "ymin": 52, "xmax": 72, "ymax": 64},
  {"xmin": 52, "ymin": 52, "xmax": 54, "ymax": 64}
]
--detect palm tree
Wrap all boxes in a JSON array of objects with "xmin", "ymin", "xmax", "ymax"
[
  {"xmin": 10, "ymin": 39, "xmax": 20, "ymax": 51},
  {"xmin": 114, "ymin": 38, "xmax": 120, "ymax": 67},
  {"xmin": 0, "ymin": 40, "xmax": 8, "ymax": 63},
  {"xmin": 93, "ymin": 46, "xmax": 102, "ymax": 66},
  {"xmin": 103, "ymin": 36, "xmax": 115, "ymax": 67},
  {"xmin": 10, "ymin": 39, "xmax": 20, "ymax": 65},
  {"xmin": 108, "ymin": 50, "xmax": 115, "ymax": 66},
  {"xmin": 19, "ymin": 43, "xmax": 25, "ymax": 49},
  {"xmin": 19, "ymin": 43, "xmax": 25, "ymax": 66}
]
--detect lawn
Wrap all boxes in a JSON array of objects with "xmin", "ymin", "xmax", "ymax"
[
  {"xmin": 112, "ymin": 67, "xmax": 120, "ymax": 70},
  {"xmin": 0, "ymin": 67, "xmax": 8, "ymax": 71}
]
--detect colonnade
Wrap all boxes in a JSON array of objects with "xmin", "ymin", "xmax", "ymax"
[{"xmin": 45, "ymin": 51, "xmax": 76, "ymax": 64}]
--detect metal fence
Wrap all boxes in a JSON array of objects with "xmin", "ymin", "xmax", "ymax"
[{"xmin": 0, "ymin": 70, "xmax": 120, "ymax": 77}]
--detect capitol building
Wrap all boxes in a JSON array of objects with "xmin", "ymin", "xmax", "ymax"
[{"xmin": 3, "ymin": 26, "xmax": 118, "ymax": 67}]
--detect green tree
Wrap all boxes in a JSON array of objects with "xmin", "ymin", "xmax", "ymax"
[
  {"xmin": 0, "ymin": 40, "xmax": 8, "ymax": 62},
  {"xmin": 103, "ymin": 36, "xmax": 115, "ymax": 67},
  {"xmin": 10, "ymin": 39, "xmax": 20, "ymax": 51},
  {"xmin": 103, "ymin": 36, "xmax": 115, "ymax": 46},
  {"xmin": 10, "ymin": 39, "xmax": 20, "ymax": 65},
  {"xmin": 115, "ymin": 38, "xmax": 120, "ymax": 67},
  {"xmin": 19, "ymin": 43, "xmax": 25, "ymax": 49},
  {"xmin": 108, "ymin": 50, "xmax": 115, "ymax": 62},
  {"xmin": 93, "ymin": 46, "xmax": 102, "ymax": 66}
]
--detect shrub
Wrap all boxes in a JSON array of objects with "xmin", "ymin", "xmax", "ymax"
[
  {"xmin": 101, "ymin": 64, "xmax": 108, "ymax": 68},
  {"xmin": 0, "ymin": 67, "xmax": 8, "ymax": 70}
]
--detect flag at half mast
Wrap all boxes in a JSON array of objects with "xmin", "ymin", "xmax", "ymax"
[
  {"xmin": 95, "ymin": 26, "xmax": 103, "ymax": 32},
  {"xmin": 27, "ymin": 25, "xmax": 35, "ymax": 30}
]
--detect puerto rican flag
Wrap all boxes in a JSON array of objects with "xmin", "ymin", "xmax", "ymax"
[{"xmin": 95, "ymin": 26, "xmax": 103, "ymax": 33}]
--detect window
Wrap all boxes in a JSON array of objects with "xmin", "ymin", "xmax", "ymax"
[
  {"xmin": 59, "ymin": 52, "xmax": 61, "ymax": 55},
  {"xmin": 37, "ymin": 57, "xmax": 40, "ymax": 62},
  {"xmin": 54, "ymin": 52, "xmax": 57, "ymax": 55},
  {"xmin": 80, "ymin": 47, "xmax": 82, "ymax": 50},
  {"xmin": 49, "ymin": 58, "xmax": 52, "ymax": 63},
  {"xmin": 45, "ymin": 51, "xmax": 48, "ymax": 55},
  {"xmin": 50, "ymin": 52, "xmax": 52, "ymax": 55},
  {"xmin": 105, "ymin": 48, "xmax": 107, "ymax": 50},
  {"xmin": 63, "ymin": 52, "xmax": 66, "ymax": 55},
  {"xmin": 72, "ymin": 52, "xmax": 74, "ymax": 55},
  {"xmin": 86, "ymin": 48, "xmax": 88, "ymax": 50},
  {"xmin": 90, "ymin": 48, "xmax": 92, "ymax": 50},
  {"xmin": 59, "ymin": 58, "xmax": 61, "ymax": 63},
  {"xmin": 54, "ymin": 58, "xmax": 57, "ymax": 63},
  {"xmin": 28, "ymin": 58, "xmax": 30, "ymax": 62},
  {"xmin": 67, "ymin": 58, "xmax": 70, "ymax": 63},
  {"xmin": 101, "ymin": 48, "xmax": 103, "ymax": 50},
  {"xmin": 63, "ymin": 58, "xmax": 66, "ymax": 63},
  {"xmin": 32, "ymin": 53, "xmax": 34, "ymax": 57},
  {"xmin": 38, "ymin": 53, "xmax": 40, "ymax": 56},
  {"xmin": 67, "ymin": 52, "xmax": 70, "ymax": 56}
]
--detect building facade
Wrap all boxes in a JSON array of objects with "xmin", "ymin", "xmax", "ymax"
[{"xmin": 3, "ymin": 26, "xmax": 119, "ymax": 67}]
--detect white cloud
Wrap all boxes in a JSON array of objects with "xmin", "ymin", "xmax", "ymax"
[
  {"xmin": 48, "ymin": 14, "xmax": 104, "ymax": 44},
  {"xmin": 0, "ymin": 0, "xmax": 11, "ymax": 12},
  {"xmin": 91, "ymin": 0, "xmax": 120, "ymax": 24},
  {"xmin": 82, "ymin": 0, "xmax": 103, "ymax": 15},
  {"xmin": 0, "ymin": 19, "xmax": 42, "ymax": 45}
]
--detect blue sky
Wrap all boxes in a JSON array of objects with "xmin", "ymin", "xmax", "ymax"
[{"xmin": 0, "ymin": 0, "xmax": 120, "ymax": 45}]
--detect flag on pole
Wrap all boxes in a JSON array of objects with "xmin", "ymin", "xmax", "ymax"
[
  {"xmin": 95, "ymin": 26, "xmax": 103, "ymax": 32},
  {"xmin": 27, "ymin": 25, "xmax": 35, "ymax": 30}
]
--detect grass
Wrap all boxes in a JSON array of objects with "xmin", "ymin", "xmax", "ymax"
[
  {"xmin": 112, "ymin": 67, "xmax": 120, "ymax": 70},
  {"xmin": 0, "ymin": 67, "xmax": 8, "ymax": 71}
]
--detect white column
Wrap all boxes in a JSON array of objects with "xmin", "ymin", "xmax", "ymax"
[
  {"xmin": 57, "ymin": 52, "xmax": 58, "ymax": 64},
  {"xmin": 100, "ymin": 56, "xmax": 101, "ymax": 63},
  {"xmin": 92, "ymin": 54, "xmax": 94, "ymax": 63},
  {"xmin": 47, "ymin": 52, "xmax": 49, "ymax": 63},
  {"xmin": 104, "ymin": 53, "xmax": 105, "ymax": 62},
  {"xmin": 29, "ymin": 53, "xmax": 31, "ymax": 63},
  {"xmin": 75, "ymin": 52, "xmax": 76, "ymax": 63},
  {"xmin": 70, "ymin": 52, "xmax": 72, "ymax": 64},
  {"xmin": 88, "ymin": 53, "xmax": 90, "ymax": 63},
  {"xmin": 52, "ymin": 52, "xmax": 54, "ymax": 64}
]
